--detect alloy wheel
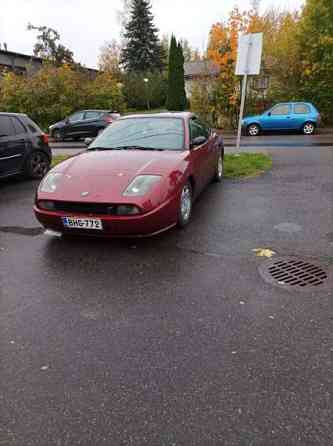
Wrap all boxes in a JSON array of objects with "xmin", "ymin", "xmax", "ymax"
[
  {"xmin": 180, "ymin": 183, "xmax": 192, "ymax": 224},
  {"xmin": 248, "ymin": 124, "xmax": 260, "ymax": 136},
  {"xmin": 303, "ymin": 123, "xmax": 315, "ymax": 135},
  {"xmin": 30, "ymin": 152, "xmax": 50, "ymax": 179}
]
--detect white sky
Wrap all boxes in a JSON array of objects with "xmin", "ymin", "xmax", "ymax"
[{"xmin": 1, "ymin": 0, "xmax": 304, "ymax": 68}]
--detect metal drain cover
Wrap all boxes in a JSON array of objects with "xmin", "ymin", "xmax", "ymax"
[{"xmin": 259, "ymin": 257, "xmax": 330, "ymax": 291}]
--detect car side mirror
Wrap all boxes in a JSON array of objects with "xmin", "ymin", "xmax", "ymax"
[
  {"xmin": 84, "ymin": 137, "xmax": 93, "ymax": 147},
  {"xmin": 267, "ymin": 112, "xmax": 271, "ymax": 117},
  {"xmin": 191, "ymin": 135, "xmax": 207, "ymax": 148}
]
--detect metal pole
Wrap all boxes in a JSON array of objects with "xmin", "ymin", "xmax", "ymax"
[{"xmin": 236, "ymin": 73, "xmax": 248, "ymax": 151}]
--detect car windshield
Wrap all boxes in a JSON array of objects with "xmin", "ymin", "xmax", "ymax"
[{"xmin": 90, "ymin": 117, "xmax": 185, "ymax": 151}]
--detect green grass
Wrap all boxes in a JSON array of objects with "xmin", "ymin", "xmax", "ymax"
[
  {"xmin": 224, "ymin": 153, "xmax": 272, "ymax": 179},
  {"xmin": 52, "ymin": 152, "xmax": 272, "ymax": 179},
  {"xmin": 51, "ymin": 155, "xmax": 71, "ymax": 167}
]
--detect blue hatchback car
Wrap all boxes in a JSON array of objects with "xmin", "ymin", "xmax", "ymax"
[{"xmin": 242, "ymin": 102, "xmax": 321, "ymax": 136}]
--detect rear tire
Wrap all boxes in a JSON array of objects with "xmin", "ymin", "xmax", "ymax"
[
  {"xmin": 247, "ymin": 123, "xmax": 260, "ymax": 136},
  {"xmin": 302, "ymin": 122, "xmax": 315, "ymax": 135},
  {"xmin": 213, "ymin": 150, "xmax": 224, "ymax": 183},
  {"xmin": 177, "ymin": 181, "xmax": 193, "ymax": 228},
  {"xmin": 25, "ymin": 151, "xmax": 50, "ymax": 179}
]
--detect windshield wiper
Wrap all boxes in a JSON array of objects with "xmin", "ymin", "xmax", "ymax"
[
  {"xmin": 113, "ymin": 145, "xmax": 164, "ymax": 151},
  {"xmin": 88, "ymin": 145, "xmax": 165, "ymax": 152}
]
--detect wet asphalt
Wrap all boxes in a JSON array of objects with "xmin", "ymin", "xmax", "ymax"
[{"xmin": 0, "ymin": 142, "xmax": 332, "ymax": 445}]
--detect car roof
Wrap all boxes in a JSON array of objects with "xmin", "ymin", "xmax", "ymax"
[
  {"xmin": 275, "ymin": 102, "xmax": 313, "ymax": 105},
  {"xmin": 120, "ymin": 112, "xmax": 194, "ymax": 120},
  {"xmin": 0, "ymin": 112, "xmax": 27, "ymax": 117},
  {"xmin": 82, "ymin": 109, "xmax": 114, "ymax": 113}
]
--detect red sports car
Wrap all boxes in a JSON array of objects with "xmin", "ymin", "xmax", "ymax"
[{"xmin": 34, "ymin": 113, "xmax": 224, "ymax": 237}]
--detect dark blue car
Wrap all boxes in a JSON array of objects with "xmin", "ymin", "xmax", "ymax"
[{"xmin": 242, "ymin": 102, "xmax": 321, "ymax": 136}]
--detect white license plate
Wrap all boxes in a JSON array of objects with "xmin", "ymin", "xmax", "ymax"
[{"xmin": 62, "ymin": 217, "xmax": 103, "ymax": 230}]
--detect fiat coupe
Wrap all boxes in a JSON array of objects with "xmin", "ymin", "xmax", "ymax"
[{"xmin": 35, "ymin": 113, "xmax": 224, "ymax": 237}]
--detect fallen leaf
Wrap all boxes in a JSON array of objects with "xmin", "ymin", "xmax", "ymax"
[{"xmin": 252, "ymin": 248, "xmax": 276, "ymax": 258}]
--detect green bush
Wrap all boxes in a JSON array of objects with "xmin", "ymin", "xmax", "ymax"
[{"xmin": 0, "ymin": 64, "xmax": 125, "ymax": 130}]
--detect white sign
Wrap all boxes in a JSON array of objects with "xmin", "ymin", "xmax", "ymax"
[{"xmin": 235, "ymin": 33, "xmax": 263, "ymax": 76}]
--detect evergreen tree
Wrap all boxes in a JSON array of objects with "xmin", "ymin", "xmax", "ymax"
[
  {"xmin": 177, "ymin": 41, "xmax": 187, "ymax": 110},
  {"xmin": 121, "ymin": 0, "xmax": 165, "ymax": 72},
  {"xmin": 166, "ymin": 35, "xmax": 187, "ymax": 111}
]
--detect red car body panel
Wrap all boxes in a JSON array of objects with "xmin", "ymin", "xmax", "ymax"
[{"xmin": 34, "ymin": 113, "xmax": 223, "ymax": 237}]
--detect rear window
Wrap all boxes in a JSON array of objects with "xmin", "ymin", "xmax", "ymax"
[
  {"xmin": 91, "ymin": 117, "xmax": 185, "ymax": 151},
  {"xmin": 85, "ymin": 111, "xmax": 101, "ymax": 120},
  {"xmin": 24, "ymin": 117, "xmax": 42, "ymax": 133},
  {"xmin": 294, "ymin": 104, "xmax": 311, "ymax": 114}
]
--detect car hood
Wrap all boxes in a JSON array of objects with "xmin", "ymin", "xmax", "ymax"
[
  {"xmin": 243, "ymin": 114, "xmax": 262, "ymax": 123},
  {"xmin": 49, "ymin": 120, "xmax": 66, "ymax": 130},
  {"xmin": 42, "ymin": 150, "xmax": 188, "ymax": 203}
]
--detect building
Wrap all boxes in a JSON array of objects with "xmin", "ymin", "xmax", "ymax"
[
  {"xmin": 184, "ymin": 60, "xmax": 221, "ymax": 97},
  {"xmin": 0, "ymin": 49, "xmax": 43, "ymax": 76},
  {"xmin": 0, "ymin": 48, "xmax": 99, "ymax": 79}
]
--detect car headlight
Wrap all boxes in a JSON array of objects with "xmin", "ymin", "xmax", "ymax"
[
  {"xmin": 39, "ymin": 173, "xmax": 63, "ymax": 193},
  {"xmin": 123, "ymin": 175, "xmax": 162, "ymax": 196}
]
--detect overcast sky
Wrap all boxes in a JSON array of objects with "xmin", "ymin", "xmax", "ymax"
[{"xmin": 1, "ymin": 0, "xmax": 304, "ymax": 68}]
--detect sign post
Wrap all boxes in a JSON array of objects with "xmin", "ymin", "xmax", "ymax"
[{"xmin": 235, "ymin": 33, "xmax": 263, "ymax": 151}]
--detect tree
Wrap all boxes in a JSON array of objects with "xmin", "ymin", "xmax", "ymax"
[
  {"xmin": 27, "ymin": 24, "xmax": 74, "ymax": 66},
  {"xmin": 123, "ymin": 71, "xmax": 167, "ymax": 110},
  {"xmin": 298, "ymin": 0, "xmax": 333, "ymax": 122},
  {"xmin": 0, "ymin": 66, "xmax": 125, "ymax": 129},
  {"xmin": 98, "ymin": 39, "xmax": 122, "ymax": 79},
  {"xmin": 166, "ymin": 36, "xmax": 187, "ymax": 111},
  {"xmin": 207, "ymin": 7, "xmax": 245, "ymax": 127},
  {"xmin": 121, "ymin": 0, "xmax": 165, "ymax": 72},
  {"xmin": 180, "ymin": 38, "xmax": 201, "ymax": 62}
]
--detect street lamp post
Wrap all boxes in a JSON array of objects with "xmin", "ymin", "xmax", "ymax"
[{"xmin": 143, "ymin": 78, "xmax": 150, "ymax": 110}]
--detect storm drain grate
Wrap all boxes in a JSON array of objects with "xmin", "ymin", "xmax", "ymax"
[{"xmin": 259, "ymin": 257, "xmax": 329, "ymax": 290}]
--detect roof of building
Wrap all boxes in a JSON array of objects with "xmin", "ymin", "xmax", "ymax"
[
  {"xmin": 0, "ymin": 49, "xmax": 98, "ymax": 73},
  {"xmin": 184, "ymin": 61, "xmax": 221, "ymax": 78},
  {"xmin": 0, "ymin": 49, "xmax": 43, "ymax": 62}
]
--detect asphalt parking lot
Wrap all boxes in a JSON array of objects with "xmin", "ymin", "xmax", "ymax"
[{"xmin": 0, "ymin": 139, "xmax": 332, "ymax": 445}]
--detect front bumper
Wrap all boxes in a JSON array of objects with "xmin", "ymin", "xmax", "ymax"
[{"xmin": 34, "ymin": 196, "xmax": 179, "ymax": 237}]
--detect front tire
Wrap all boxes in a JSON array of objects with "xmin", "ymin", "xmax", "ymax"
[
  {"xmin": 25, "ymin": 151, "xmax": 50, "ymax": 179},
  {"xmin": 302, "ymin": 122, "xmax": 315, "ymax": 135},
  {"xmin": 247, "ymin": 123, "xmax": 260, "ymax": 136},
  {"xmin": 213, "ymin": 150, "xmax": 224, "ymax": 183},
  {"xmin": 177, "ymin": 181, "xmax": 193, "ymax": 228}
]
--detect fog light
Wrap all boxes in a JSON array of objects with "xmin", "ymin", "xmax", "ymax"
[
  {"xmin": 38, "ymin": 200, "xmax": 55, "ymax": 211},
  {"xmin": 117, "ymin": 205, "xmax": 140, "ymax": 215}
]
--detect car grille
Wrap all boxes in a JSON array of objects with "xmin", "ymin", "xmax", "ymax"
[{"xmin": 53, "ymin": 201, "xmax": 118, "ymax": 215}]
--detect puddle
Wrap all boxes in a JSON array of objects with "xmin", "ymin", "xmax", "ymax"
[{"xmin": 0, "ymin": 226, "xmax": 44, "ymax": 236}]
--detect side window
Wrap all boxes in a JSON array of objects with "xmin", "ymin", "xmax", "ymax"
[
  {"xmin": 190, "ymin": 119, "xmax": 208, "ymax": 141},
  {"xmin": 196, "ymin": 119, "xmax": 210, "ymax": 138},
  {"xmin": 271, "ymin": 104, "xmax": 290, "ymax": 115},
  {"xmin": 294, "ymin": 104, "xmax": 310, "ymax": 114},
  {"xmin": 69, "ymin": 112, "xmax": 84, "ymax": 123},
  {"xmin": 11, "ymin": 117, "xmax": 27, "ymax": 135},
  {"xmin": 85, "ymin": 111, "xmax": 101, "ymax": 120},
  {"xmin": 0, "ymin": 116, "xmax": 15, "ymax": 137}
]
